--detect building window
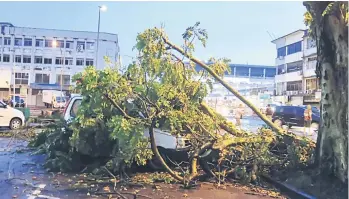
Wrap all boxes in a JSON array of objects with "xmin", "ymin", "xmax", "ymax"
[
  {"xmin": 86, "ymin": 42, "xmax": 94, "ymax": 50},
  {"xmin": 65, "ymin": 41, "xmax": 73, "ymax": 49},
  {"xmin": 4, "ymin": 37, "xmax": 11, "ymax": 45},
  {"xmin": 307, "ymin": 38, "xmax": 316, "ymax": 49},
  {"xmin": 76, "ymin": 58, "xmax": 84, "ymax": 66},
  {"xmin": 45, "ymin": 39, "xmax": 53, "ymax": 47},
  {"xmin": 35, "ymin": 39, "xmax": 44, "ymax": 47},
  {"xmin": 277, "ymin": 46, "xmax": 286, "ymax": 58},
  {"xmin": 235, "ymin": 66, "xmax": 249, "ymax": 77},
  {"xmin": 44, "ymin": 58, "xmax": 52, "ymax": 64},
  {"xmin": 35, "ymin": 74, "xmax": 50, "ymax": 84},
  {"xmin": 276, "ymin": 82, "xmax": 286, "ymax": 95},
  {"xmin": 306, "ymin": 57, "xmax": 317, "ymax": 70},
  {"xmin": 286, "ymin": 61, "xmax": 302, "ymax": 73},
  {"xmin": 56, "ymin": 75, "xmax": 70, "ymax": 85},
  {"xmin": 65, "ymin": 58, "xmax": 73, "ymax": 65},
  {"xmin": 76, "ymin": 41, "xmax": 85, "ymax": 52},
  {"xmin": 24, "ymin": 38, "xmax": 32, "ymax": 47},
  {"xmin": 35, "ymin": 56, "xmax": 43, "ymax": 64},
  {"xmin": 3, "ymin": 54, "xmax": 10, "ymax": 62},
  {"xmin": 250, "ymin": 67, "xmax": 264, "ymax": 78},
  {"xmin": 277, "ymin": 64, "xmax": 286, "ymax": 75},
  {"xmin": 15, "ymin": 55, "xmax": 21, "ymax": 63},
  {"xmin": 86, "ymin": 59, "xmax": 94, "ymax": 66},
  {"xmin": 56, "ymin": 40, "xmax": 64, "ymax": 48},
  {"xmin": 0, "ymin": 37, "xmax": 2, "ymax": 46},
  {"xmin": 23, "ymin": 56, "xmax": 31, "ymax": 64},
  {"xmin": 15, "ymin": 73, "xmax": 29, "ymax": 85},
  {"xmin": 265, "ymin": 68, "xmax": 276, "ymax": 77},
  {"xmin": 14, "ymin": 38, "xmax": 22, "ymax": 46},
  {"xmin": 287, "ymin": 41, "xmax": 302, "ymax": 55},
  {"xmin": 286, "ymin": 81, "xmax": 302, "ymax": 91},
  {"xmin": 305, "ymin": 78, "xmax": 320, "ymax": 90},
  {"xmin": 55, "ymin": 57, "xmax": 63, "ymax": 65}
]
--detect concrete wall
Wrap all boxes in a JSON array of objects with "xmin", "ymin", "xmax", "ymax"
[
  {"xmin": 0, "ymin": 69, "xmax": 11, "ymax": 88},
  {"xmin": 275, "ymin": 71, "xmax": 303, "ymax": 83}
]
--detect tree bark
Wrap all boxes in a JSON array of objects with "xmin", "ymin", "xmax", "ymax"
[{"xmin": 304, "ymin": 1, "xmax": 348, "ymax": 183}]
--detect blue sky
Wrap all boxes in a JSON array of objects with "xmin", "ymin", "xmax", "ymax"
[{"xmin": 0, "ymin": 1, "xmax": 306, "ymax": 66}]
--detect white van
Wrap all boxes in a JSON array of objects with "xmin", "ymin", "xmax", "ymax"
[
  {"xmin": 0, "ymin": 101, "xmax": 25, "ymax": 130},
  {"xmin": 63, "ymin": 96, "xmax": 190, "ymax": 168}
]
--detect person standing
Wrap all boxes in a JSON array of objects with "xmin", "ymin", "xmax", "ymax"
[
  {"xmin": 304, "ymin": 105, "xmax": 313, "ymax": 136},
  {"xmin": 235, "ymin": 104, "xmax": 244, "ymax": 128},
  {"xmin": 265, "ymin": 104, "xmax": 273, "ymax": 120}
]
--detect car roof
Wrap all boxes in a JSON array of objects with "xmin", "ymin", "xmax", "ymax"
[
  {"xmin": 276, "ymin": 105, "xmax": 305, "ymax": 109},
  {"xmin": 72, "ymin": 96, "xmax": 83, "ymax": 100}
]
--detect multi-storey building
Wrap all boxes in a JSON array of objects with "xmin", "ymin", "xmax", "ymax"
[
  {"xmin": 0, "ymin": 22, "xmax": 119, "ymax": 106},
  {"xmin": 302, "ymin": 30, "xmax": 320, "ymax": 104},
  {"xmin": 271, "ymin": 29, "xmax": 320, "ymax": 106}
]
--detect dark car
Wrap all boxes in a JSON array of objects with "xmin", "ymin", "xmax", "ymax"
[{"xmin": 272, "ymin": 105, "xmax": 320, "ymax": 130}]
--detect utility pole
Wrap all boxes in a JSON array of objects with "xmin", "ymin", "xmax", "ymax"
[{"xmin": 96, "ymin": 5, "xmax": 107, "ymax": 68}]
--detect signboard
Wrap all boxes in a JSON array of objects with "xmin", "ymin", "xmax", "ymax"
[{"xmin": 259, "ymin": 94, "xmax": 271, "ymax": 99}]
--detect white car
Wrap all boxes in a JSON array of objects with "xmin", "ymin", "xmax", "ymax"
[
  {"xmin": 0, "ymin": 101, "xmax": 25, "ymax": 130},
  {"xmin": 63, "ymin": 96, "xmax": 190, "ymax": 168}
]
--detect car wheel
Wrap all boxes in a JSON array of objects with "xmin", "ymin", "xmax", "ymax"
[
  {"xmin": 148, "ymin": 150, "xmax": 167, "ymax": 171},
  {"xmin": 10, "ymin": 118, "xmax": 22, "ymax": 130},
  {"xmin": 274, "ymin": 119, "xmax": 282, "ymax": 127},
  {"xmin": 311, "ymin": 122, "xmax": 319, "ymax": 130}
]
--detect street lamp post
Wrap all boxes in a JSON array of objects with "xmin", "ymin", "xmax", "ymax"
[
  {"xmin": 96, "ymin": 5, "xmax": 107, "ymax": 68},
  {"xmin": 52, "ymin": 40, "xmax": 65, "ymax": 106}
]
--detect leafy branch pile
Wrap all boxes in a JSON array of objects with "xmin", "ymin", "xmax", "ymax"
[{"xmin": 31, "ymin": 23, "xmax": 315, "ymax": 186}]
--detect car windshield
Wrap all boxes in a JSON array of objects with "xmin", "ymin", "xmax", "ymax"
[
  {"xmin": 312, "ymin": 107, "xmax": 320, "ymax": 114},
  {"xmin": 56, "ymin": 96, "xmax": 65, "ymax": 102}
]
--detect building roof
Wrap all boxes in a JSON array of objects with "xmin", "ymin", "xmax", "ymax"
[
  {"xmin": 0, "ymin": 22, "xmax": 117, "ymax": 36},
  {"xmin": 271, "ymin": 29, "xmax": 306, "ymax": 43},
  {"xmin": 194, "ymin": 63, "xmax": 275, "ymax": 71}
]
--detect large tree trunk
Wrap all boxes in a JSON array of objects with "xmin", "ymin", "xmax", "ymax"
[{"xmin": 304, "ymin": 1, "xmax": 348, "ymax": 183}]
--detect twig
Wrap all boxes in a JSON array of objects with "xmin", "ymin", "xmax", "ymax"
[
  {"xmin": 121, "ymin": 192, "xmax": 153, "ymax": 199},
  {"xmin": 103, "ymin": 166, "xmax": 128, "ymax": 199}
]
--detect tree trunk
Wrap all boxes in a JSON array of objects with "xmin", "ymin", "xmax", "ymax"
[{"xmin": 304, "ymin": 1, "xmax": 348, "ymax": 183}]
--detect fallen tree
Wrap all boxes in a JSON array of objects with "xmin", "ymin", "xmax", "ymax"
[{"xmin": 31, "ymin": 23, "xmax": 315, "ymax": 187}]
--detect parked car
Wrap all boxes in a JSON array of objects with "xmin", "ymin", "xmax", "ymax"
[
  {"xmin": 10, "ymin": 96, "xmax": 25, "ymax": 107},
  {"xmin": 0, "ymin": 100, "xmax": 25, "ymax": 130},
  {"xmin": 63, "ymin": 96, "xmax": 190, "ymax": 169},
  {"xmin": 272, "ymin": 105, "xmax": 320, "ymax": 130}
]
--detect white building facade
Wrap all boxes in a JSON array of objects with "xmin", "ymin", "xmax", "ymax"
[
  {"xmin": 271, "ymin": 29, "xmax": 320, "ymax": 106},
  {"xmin": 0, "ymin": 22, "xmax": 120, "ymax": 106}
]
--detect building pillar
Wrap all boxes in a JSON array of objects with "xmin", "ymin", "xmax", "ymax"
[{"xmin": 263, "ymin": 68, "xmax": 266, "ymax": 78}]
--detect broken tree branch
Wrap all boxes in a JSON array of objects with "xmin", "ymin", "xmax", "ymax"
[{"xmin": 162, "ymin": 36, "xmax": 285, "ymax": 135}]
